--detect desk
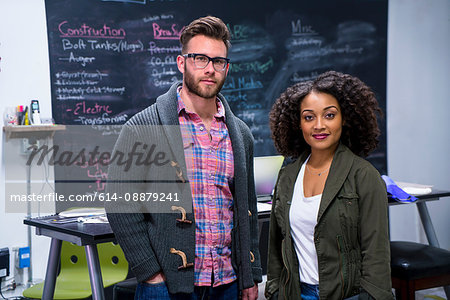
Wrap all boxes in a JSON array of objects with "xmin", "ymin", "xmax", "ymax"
[
  {"xmin": 388, "ymin": 189, "xmax": 450, "ymax": 248},
  {"xmin": 24, "ymin": 217, "xmax": 114, "ymax": 300}
]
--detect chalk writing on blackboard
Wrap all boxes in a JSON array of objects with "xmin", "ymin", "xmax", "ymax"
[
  {"xmin": 152, "ymin": 22, "xmax": 184, "ymax": 40},
  {"xmin": 58, "ymin": 21, "xmax": 127, "ymax": 38},
  {"xmin": 46, "ymin": 0, "xmax": 387, "ymax": 175}
]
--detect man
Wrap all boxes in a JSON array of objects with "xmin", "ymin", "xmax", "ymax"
[{"xmin": 106, "ymin": 16, "xmax": 261, "ymax": 299}]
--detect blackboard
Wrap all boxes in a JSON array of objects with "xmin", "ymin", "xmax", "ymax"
[{"xmin": 45, "ymin": 0, "xmax": 388, "ymax": 204}]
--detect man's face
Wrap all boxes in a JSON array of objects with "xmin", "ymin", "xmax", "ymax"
[{"xmin": 177, "ymin": 35, "xmax": 229, "ymax": 100}]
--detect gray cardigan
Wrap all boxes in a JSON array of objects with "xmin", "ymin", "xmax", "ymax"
[{"xmin": 106, "ymin": 82, "xmax": 262, "ymax": 294}]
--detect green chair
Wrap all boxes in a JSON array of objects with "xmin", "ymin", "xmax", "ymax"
[{"xmin": 23, "ymin": 241, "xmax": 128, "ymax": 299}]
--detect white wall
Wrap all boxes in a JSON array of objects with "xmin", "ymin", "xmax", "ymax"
[
  {"xmin": 0, "ymin": 0, "xmax": 449, "ymax": 289},
  {"xmin": 387, "ymin": 0, "xmax": 450, "ymax": 249},
  {"xmin": 0, "ymin": 0, "xmax": 53, "ymax": 285}
]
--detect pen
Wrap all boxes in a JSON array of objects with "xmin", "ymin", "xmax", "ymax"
[
  {"xmin": 22, "ymin": 106, "xmax": 29, "ymax": 125},
  {"xmin": 50, "ymin": 217, "xmax": 79, "ymax": 224}
]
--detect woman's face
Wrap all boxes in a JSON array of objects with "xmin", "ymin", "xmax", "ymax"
[{"xmin": 300, "ymin": 91, "xmax": 343, "ymax": 154}]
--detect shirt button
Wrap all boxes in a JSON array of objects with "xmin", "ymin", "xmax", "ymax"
[{"xmin": 199, "ymin": 126, "xmax": 204, "ymax": 131}]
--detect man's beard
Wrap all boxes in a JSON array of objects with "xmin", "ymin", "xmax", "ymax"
[{"xmin": 183, "ymin": 66, "xmax": 226, "ymax": 99}]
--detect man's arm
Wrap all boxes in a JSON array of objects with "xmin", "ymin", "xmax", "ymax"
[
  {"xmin": 243, "ymin": 123, "xmax": 263, "ymax": 285},
  {"xmin": 105, "ymin": 124, "xmax": 161, "ymax": 282},
  {"xmin": 241, "ymin": 123, "xmax": 261, "ymax": 300},
  {"xmin": 106, "ymin": 213, "xmax": 161, "ymax": 282}
]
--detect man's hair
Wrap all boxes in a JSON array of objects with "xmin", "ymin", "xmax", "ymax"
[{"xmin": 180, "ymin": 16, "xmax": 231, "ymax": 54}]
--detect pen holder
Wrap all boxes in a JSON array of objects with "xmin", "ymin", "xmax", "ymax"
[{"xmin": 3, "ymin": 107, "xmax": 18, "ymax": 126}]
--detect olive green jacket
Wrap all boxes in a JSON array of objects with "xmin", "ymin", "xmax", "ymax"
[{"xmin": 265, "ymin": 144, "xmax": 393, "ymax": 300}]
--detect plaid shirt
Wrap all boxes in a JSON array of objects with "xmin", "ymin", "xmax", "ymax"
[{"xmin": 177, "ymin": 88, "xmax": 236, "ymax": 287}]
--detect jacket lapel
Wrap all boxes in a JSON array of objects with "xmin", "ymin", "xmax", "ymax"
[
  {"xmin": 219, "ymin": 93, "xmax": 246, "ymax": 193},
  {"xmin": 317, "ymin": 144, "xmax": 354, "ymax": 222},
  {"xmin": 155, "ymin": 82, "xmax": 187, "ymax": 169}
]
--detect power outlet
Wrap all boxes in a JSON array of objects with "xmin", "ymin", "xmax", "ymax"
[
  {"xmin": 18, "ymin": 247, "xmax": 30, "ymax": 269},
  {"xmin": 21, "ymin": 138, "xmax": 39, "ymax": 155}
]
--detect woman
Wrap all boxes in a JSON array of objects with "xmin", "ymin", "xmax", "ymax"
[{"xmin": 265, "ymin": 71, "xmax": 393, "ymax": 300}]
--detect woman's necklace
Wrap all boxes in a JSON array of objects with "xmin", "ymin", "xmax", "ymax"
[{"xmin": 306, "ymin": 164, "xmax": 330, "ymax": 176}]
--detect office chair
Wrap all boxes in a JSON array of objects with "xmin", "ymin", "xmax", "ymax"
[
  {"xmin": 390, "ymin": 241, "xmax": 450, "ymax": 299},
  {"xmin": 23, "ymin": 241, "xmax": 128, "ymax": 299}
]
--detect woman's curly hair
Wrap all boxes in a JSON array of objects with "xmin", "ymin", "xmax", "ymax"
[{"xmin": 269, "ymin": 70, "xmax": 382, "ymax": 158}]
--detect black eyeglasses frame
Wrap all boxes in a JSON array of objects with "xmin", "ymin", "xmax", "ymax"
[{"xmin": 182, "ymin": 53, "xmax": 230, "ymax": 71}]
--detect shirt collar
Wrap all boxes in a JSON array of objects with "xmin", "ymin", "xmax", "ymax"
[{"xmin": 176, "ymin": 86, "xmax": 226, "ymax": 120}]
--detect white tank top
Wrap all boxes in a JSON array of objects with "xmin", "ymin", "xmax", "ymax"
[{"xmin": 289, "ymin": 157, "xmax": 321, "ymax": 284}]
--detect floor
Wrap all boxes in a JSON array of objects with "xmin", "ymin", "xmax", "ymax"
[{"xmin": 1, "ymin": 278, "xmax": 448, "ymax": 299}]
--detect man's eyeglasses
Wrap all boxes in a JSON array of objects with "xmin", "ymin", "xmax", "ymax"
[{"xmin": 183, "ymin": 53, "xmax": 230, "ymax": 72}]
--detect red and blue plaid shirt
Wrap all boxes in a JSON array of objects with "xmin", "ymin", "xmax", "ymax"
[{"xmin": 177, "ymin": 88, "xmax": 236, "ymax": 287}]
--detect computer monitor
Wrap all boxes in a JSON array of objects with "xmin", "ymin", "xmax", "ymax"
[{"xmin": 254, "ymin": 155, "xmax": 284, "ymax": 199}]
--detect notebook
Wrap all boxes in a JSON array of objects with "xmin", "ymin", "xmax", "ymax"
[{"xmin": 254, "ymin": 155, "xmax": 284, "ymax": 200}]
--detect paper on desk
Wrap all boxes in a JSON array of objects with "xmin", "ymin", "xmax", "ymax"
[
  {"xmin": 79, "ymin": 215, "xmax": 109, "ymax": 224},
  {"xmin": 59, "ymin": 207, "xmax": 106, "ymax": 217},
  {"xmin": 257, "ymin": 202, "xmax": 272, "ymax": 212},
  {"xmin": 396, "ymin": 182, "xmax": 433, "ymax": 196}
]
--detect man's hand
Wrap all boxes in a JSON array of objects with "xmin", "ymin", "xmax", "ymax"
[
  {"xmin": 145, "ymin": 272, "xmax": 166, "ymax": 284},
  {"xmin": 241, "ymin": 283, "xmax": 258, "ymax": 300}
]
